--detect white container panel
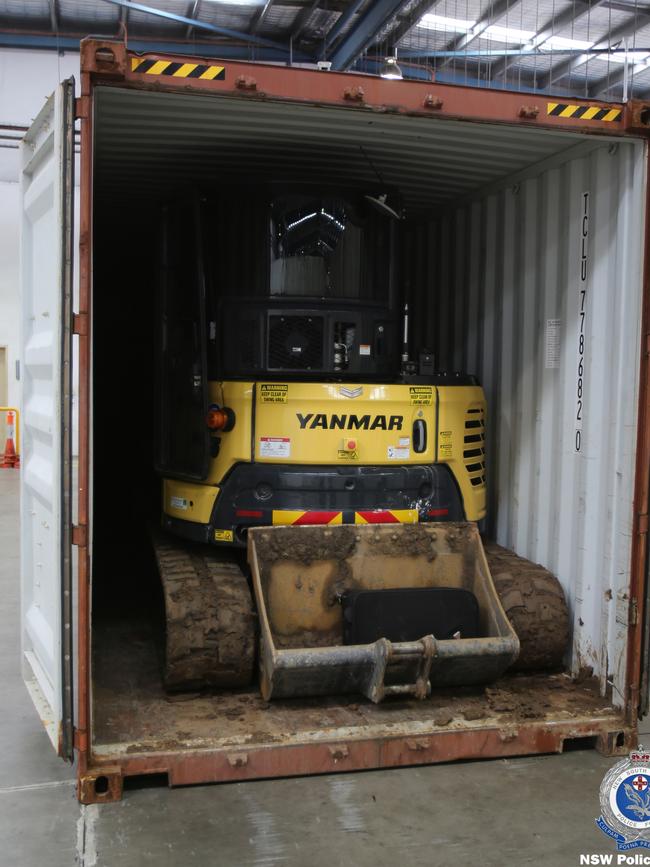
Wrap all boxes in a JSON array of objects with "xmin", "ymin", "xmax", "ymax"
[
  {"xmin": 19, "ymin": 83, "xmax": 75, "ymax": 752},
  {"xmin": 412, "ymin": 139, "xmax": 646, "ymax": 705}
]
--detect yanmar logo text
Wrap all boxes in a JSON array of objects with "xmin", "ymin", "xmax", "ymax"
[{"xmin": 296, "ymin": 413, "xmax": 404, "ymax": 431}]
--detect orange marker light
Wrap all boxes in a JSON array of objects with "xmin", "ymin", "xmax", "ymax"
[
  {"xmin": 206, "ymin": 406, "xmax": 235, "ymax": 432},
  {"xmin": 206, "ymin": 409, "xmax": 227, "ymax": 430}
]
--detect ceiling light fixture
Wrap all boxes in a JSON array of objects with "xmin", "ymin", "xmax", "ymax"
[{"xmin": 380, "ymin": 52, "xmax": 403, "ymax": 80}]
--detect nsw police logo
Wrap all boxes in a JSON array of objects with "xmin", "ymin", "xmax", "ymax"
[{"xmin": 597, "ymin": 746, "xmax": 650, "ymax": 850}]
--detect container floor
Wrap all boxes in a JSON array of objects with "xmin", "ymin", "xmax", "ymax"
[{"xmin": 92, "ymin": 616, "xmax": 624, "ymax": 757}]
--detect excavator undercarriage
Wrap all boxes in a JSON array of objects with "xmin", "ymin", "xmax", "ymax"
[
  {"xmin": 152, "ymin": 528, "xmax": 569, "ymax": 697},
  {"xmin": 152, "ymin": 531, "xmax": 255, "ymax": 692}
]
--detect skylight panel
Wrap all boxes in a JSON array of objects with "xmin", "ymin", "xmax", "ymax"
[{"xmin": 418, "ymin": 13, "xmax": 475, "ymax": 33}]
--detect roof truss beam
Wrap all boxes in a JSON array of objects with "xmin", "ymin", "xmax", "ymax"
[
  {"xmin": 329, "ymin": 0, "xmax": 412, "ymax": 70},
  {"xmin": 436, "ymin": 0, "xmax": 524, "ymax": 71},
  {"xmin": 97, "ymin": 0, "xmax": 297, "ymax": 54},
  {"xmin": 185, "ymin": 1, "xmax": 201, "ymax": 38},
  {"xmin": 604, "ymin": 0, "xmax": 650, "ymax": 14},
  {"xmin": 49, "ymin": 0, "xmax": 58, "ymax": 31},
  {"xmin": 250, "ymin": 0, "xmax": 275, "ymax": 34},
  {"xmin": 589, "ymin": 55, "xmax": 650, "ymax": 96},
  {"xmin": 540, "ymin": 11, "xmax": 650, "ymax": 88},
  {"xmin": 374, "ymin": 0, "xmax": 443, "ymax": 50},
  {"xmin": 489, "ymin": 0, "xmax": 601, "ymax": 80},
  {"xmin": 325, "ymin": 0, "xmax": 366, "ymax": 56},
  {"xmin": 291, "ymin": 0, "xmax": 320, "ymax": 42}
]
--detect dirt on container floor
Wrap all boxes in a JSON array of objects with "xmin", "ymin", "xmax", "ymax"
[{"xmin": 92, "ymin": 617, "xmax": 617, "ymax": 756}]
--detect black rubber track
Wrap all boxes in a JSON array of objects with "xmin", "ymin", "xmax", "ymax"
[
  {"xmin": 152, "ymin": 531, "xmax": 256, "ymax": 691},
  {"xmin": 484, "ymin": 542, "xmax": 570, "ymax": 671}
]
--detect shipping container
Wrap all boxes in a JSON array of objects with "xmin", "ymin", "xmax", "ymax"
[{"xmin": 19, "ymin": 38, "xmax": 650, "ymax": 804}]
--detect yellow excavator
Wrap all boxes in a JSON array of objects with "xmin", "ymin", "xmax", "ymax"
[{"xmin": 152, "ymin": 187, "xmax": 568, "ymax": 697}]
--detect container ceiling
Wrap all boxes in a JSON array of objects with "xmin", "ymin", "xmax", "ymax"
[{"xmin": 94, "ymin": 85, "xmax": 599, "ymax": 214}]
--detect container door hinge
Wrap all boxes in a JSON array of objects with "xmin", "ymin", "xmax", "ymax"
[
  {"xmin": 72, "ymin": 312, "xmax": 88, "ymax": 336},
  {"xmin": 631, "ymin": 597, "xmax": 639, "ymax": 626},
  {"xmin": 75, "ymin": 96, "xmax": 90, "ymax": 120},
  {"xmin": 72, "ymin": 524, "xmax": 88, "ymax": 548}
]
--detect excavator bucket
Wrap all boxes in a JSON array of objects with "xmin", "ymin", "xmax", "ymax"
[{"xmin": 248, "ymin": 522, "xmax": 519, "ymax": 703}]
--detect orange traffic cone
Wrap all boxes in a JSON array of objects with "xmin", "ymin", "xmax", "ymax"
[{"xmin": 1, "ymin": 411, "xmax": 17, "ymax": 469}]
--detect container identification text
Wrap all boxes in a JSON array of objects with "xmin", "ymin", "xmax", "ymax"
[{"xmin": 576, "ymin": 192, "xmax": 589, "ymax": 453}]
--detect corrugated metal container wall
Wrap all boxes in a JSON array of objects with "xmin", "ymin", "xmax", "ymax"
[{"xmin": 405, "ymin": 140, "xmax": 647, "ymax": 705}]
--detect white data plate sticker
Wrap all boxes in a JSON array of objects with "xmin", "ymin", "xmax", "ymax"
[
  {"xmin": 170, "ymin": 496, "xmax": 188, "ymax": 510},
  {"xmin": 388, "ymin": 446, "xmax": 410, "ymax": 460},
  {"xmin": 260, "ymin": 436, "xmax": 291, "ymax": 458},
  {"xmin": 359, "ymin": 344, "xmax": 371, "ymax": 356}
]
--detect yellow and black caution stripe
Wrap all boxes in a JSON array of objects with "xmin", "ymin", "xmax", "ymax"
[
  {"xmin": 131, "ymin": 57, "xmax": 225, "ymax": 80},
  {"xmin": 547, "ymin": 102, "xmax": 622, "ymax": 122},
  {"xmin": 271, "ymin": 509, "xmax": 420, "ymax": 526}
]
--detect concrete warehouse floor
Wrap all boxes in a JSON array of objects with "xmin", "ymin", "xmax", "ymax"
[{"xmin": 1, "ymin": 471, "xmax": 648, "ymax": 867}]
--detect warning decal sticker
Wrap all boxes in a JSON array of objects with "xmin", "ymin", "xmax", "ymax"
[
  {"xmin": 440, "ymin": 430, "xmax": 453, "ymax": 459},
  {"xmin": 215, "ymin": 529, "xmax": 234, "ymax": 542},
  {"xmin": 409, "ymin": 386, "xmax": 433, "ymax": 406},
  {"xmin": 260, "ymin": 437, "xmax": 291, "ymax": 458},
  {"xmin": 260, "ymin": 384, "xmax": 288, "ymax": 403}
]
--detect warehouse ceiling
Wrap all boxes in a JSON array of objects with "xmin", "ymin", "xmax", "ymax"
[
  {"xmin": 94, "ymin": 85, "xmax": 596, "ymax": 212},
  {"xmin": 2, "ymin": 0, "xmax": 650, "ymax": 99}
]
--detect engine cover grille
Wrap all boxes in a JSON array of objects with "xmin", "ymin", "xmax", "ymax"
[{"xmin": 268, "ymin": 315, "xmax": 324, "ymax": 370}]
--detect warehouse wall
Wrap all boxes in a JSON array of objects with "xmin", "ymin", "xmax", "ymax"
[
  {"xmin": 0, "ymin": 181, "xmax": 20, "ymax": 413},
  {"xmin": 0, "ymin": 48, "xmax": 80, "ymax": 445},
  {"xmin": 0, "ymin": 48, "xmax": 80, "ymax": 182},
  {"xmin": 407, "ymin": 139, "xmax": 647, "ymax": 702}
]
